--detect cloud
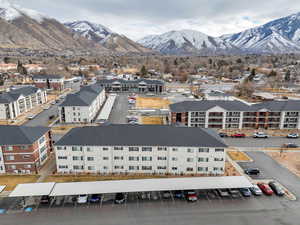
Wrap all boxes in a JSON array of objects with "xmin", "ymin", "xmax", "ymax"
[{"xmin": 12, "ymin": 0, "xmax": 300, "ymax": 40}]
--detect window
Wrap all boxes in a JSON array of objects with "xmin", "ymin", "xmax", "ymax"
[
  {"xmin": 213, "ymin": 167, "xmax": 219, "ymax": 171},
  {"xmin": 56, "ymin": 146, "xmax": 66, "ymax": 150},
  {"xmin": 103, "ymin": 166, "xmax": 108, "ymax": 170},
  {"xmin": 172, "ymin": 167, "xmax": 177, "ymax": 170},
  {"xmin": 157, "ymin": 166, "xmax": 167, "ymax": 170},
  {"xmin": 129, "ymin": 147, "xmax": 139, "ymax": 151},
  {"xmin": 23, "ymin": 155, "xmax": 31, "ymax": 159},
  {"xmin": 87, "ymin": 157, "xmax": 94, "ymax": 161},
  {"xmin": 157, "ymin": 156, "xmax": 167, "ymax": 161},
  {"xmin": 59, "ymin": 165, "xmax": 68, "ymax": 169},
  {"xmin": 186, "ymin": 167, "xmax": 193, "ymax": 172},
  {"xmin": 129, "ymin": 156, "xmax": 139, "ymax": 161},
  {"xmin": 20, "ymin": 145, "xmax": 28, "ymax": 150},
  {"xmin": 24, "ymin": 165, "xmax": 32, "ymax": 169},
  {"xmin": 198, "ymin": 167, "xmax": 208, "ymax": 172},
  {"xmin": 158, "ymin": 147, "xmax": 167, "ymax": 151},
  {"xmin": 73, "ymin": 165, "xmax": 84, "ymax": 170},
  {"xmin": 73, "ymin": 156, "xmax": 83, "ymax": 161},
  {"xmin": 114, "ymin": 165, "xmax": 124, "ymax": 169},
  {"xmin": 103, "ymin": 157, "xmax": 109, "ymax": 160},
  {"xmin": 114, "ymin": 156, "xmax": 124, "ymax": 160},
  {"xmin": 187, "ymin": 158, "xmax": 194, "ymax": 162},
  {"xmin": 114, "ymin": 147, "xmax": 123, "ymax": 151},
  {"xmin": 103, "ymin": 147, "xmax": 109, "ymax": 151},
  {"xmin": 199, "ymin": 148, "xmax": 209, "ymax": 153},
  {"xmin": 142, "ymin": 147, "xmax": 152, "ymax": 152},
  {"xmin": 88, "ymin": 166, "xmax": 95, "ymax": 170},
  {"xmin": 214, "ymin": 158, "xmax": 224, "ymax": 162},
  {"xmin": 58, "ymin": 156, "xmax": 67, "ymax": 160},
  {"xmin": 86, "ymin": 147, "xmax": 92, "ymax": 152},
  {"xmin": 142, "ymin": 156, "xmax": 152, "ymax": 161},
  {"xmin": 198, "ymin": 157, "xmax": 209, "ymax": 162},
  {"xmin": 9, "ymin": 165, "xmax": 16, "ymax": 169},
  {"xmin": 172, "ymin": 157, "xmax": 178, "ymax": 161},
  {"xmin": 5, "ymin": 146, "xmax": 13, "ymax": 151},
  {"xmin": 187, "ymin": 148, "xmax": 194, "ymax": 153},
  {"xmin": 40, "ymin": 146, "xmax": 47, "ymax": 154},
  {"xmin": 72, "ymin": 146, "xmax": 81, "ymax": 151},
  {"xmin": 142, "ymin": 166, "xmax": 152, "ymax": 170},
  {"xmin": 215, "ymin": 149, "xmax": 224, "ymax": 152},
  {"xmin": 39, "ymin": 136, "xmax": 45, "ymax": 145},
  {"xmin": 172, "ymin": 148, "xmax": 178, "ymax": 152},
  {"xmin": 129, "ymin": 166, "xmax": 139, "ymax": 170},
  {"xmin": 6, "ymin": 155, "xmax": 14, "ymax": 161}
]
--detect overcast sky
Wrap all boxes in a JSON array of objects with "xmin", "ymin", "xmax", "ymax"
[{"xmin": 12, "ymin": 0, "xmax": 300, "ymax": 40}]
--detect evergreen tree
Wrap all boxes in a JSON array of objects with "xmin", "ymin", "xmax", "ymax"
[{"xmin": 140, "ymin": 65, "xmax": 148, "ymax": 77}]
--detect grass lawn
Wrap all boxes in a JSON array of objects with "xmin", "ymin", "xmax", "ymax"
[
  {"xmin": 0, "ymin": 175, "xmax": 40, "ymax": 191},
  {"xmin": 227, "ymin": 151, "xmax": 252, "ymax": 161},
  {"xmin": 136, "ymin": 97, "xmax": 170, "ymax": 109}
]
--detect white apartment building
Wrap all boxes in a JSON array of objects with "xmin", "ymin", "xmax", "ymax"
[
  {"xmin": 58, "ymin": 84, "xmax": 106, "ymax": 123},
  {"xmin": 0, "ymin": 86, "xmax": 47, "ymax": 120},
  {"xmin": 54, "ymin": 125, "xmax": 227, "ymax": 175}
]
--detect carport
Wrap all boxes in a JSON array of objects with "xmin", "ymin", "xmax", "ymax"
[
  {"xmin": 0, "ymin": 186, "xmax": 6, "ymax": 194},
  {"xmin": 50, "ymin": 176, "xmax": 253, "ymax": 196},
  {"xmin": 9, "ymin": 183, "xmax": 56, "ymax": 197}
]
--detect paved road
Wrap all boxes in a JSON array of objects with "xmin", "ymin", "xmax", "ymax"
[
  {"xmin": 224, "ymin": 137, "xmax": 300, "ymax": 148},
  {"xmin": 109, "ymin": 94, "xmax": 128, "ymax": 124}
]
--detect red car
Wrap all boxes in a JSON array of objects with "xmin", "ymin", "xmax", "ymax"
[
  {"xmin": 257, "ymin": 183, "xmax": 273, "ymax": 195},
  {"xmin": 231, "ymin": 133, "xmax": 246, "ymax": 138}
]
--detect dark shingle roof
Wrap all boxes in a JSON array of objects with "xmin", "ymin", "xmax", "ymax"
[
  {"xmin": 59, "ymin": 84, "xmax": 104, "ymax": 107},
  {"xmin": 97, "ymin": 78, "xmax": 164, "ymax": 85},
  {"xmin": 0, "ymin": 86, "xmax": 41, "ymax": 103},
  {"xmin": 169, "ymin": 100, "xmax": 252, "ymax": 113},
  {"xmin": 0, "ymin": 126, "xmax": 50, "ymax": 145},
  {"xmin": 252, "ymin": 101, "xmax": 300, "ymax": 111},
  {"xmin": 55, "ymin": 125, "xmax": 227, "ymax": 148}
]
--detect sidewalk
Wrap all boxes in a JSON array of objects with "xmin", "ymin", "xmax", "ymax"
[{"xmin": 36, "ymin": 153, "xmax": 56, "ymax": 183}]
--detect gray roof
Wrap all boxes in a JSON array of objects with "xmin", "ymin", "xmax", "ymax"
[
  {"xmin": 33, "ymin": 75, "xmax": 64, "ymax": 80},
  {"xmin": 169, "ymin": 100, "xmax": 252, "ymax": 113},
  {"xmin": 0, "ymin": 86, "xmax": 41, "ymax": 104},
  {"xmin": 252, "ymin": 100, "xmax": 300, "ymax": 111},
  {"xmin": 0, "ymin": 126, "xmax": 50, "ymax": 145},
  {"xmin": 98, "ymin": 78, "xmax": 164, "ymax": 85},
  {"xmin": 55, "ymin": 124, "xmax": 227, "ymax": 148},
  {"xmin": 59, "ymin": 84, "xmax": 104, "ymax": 107}
]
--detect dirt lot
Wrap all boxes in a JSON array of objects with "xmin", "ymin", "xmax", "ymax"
[
  {"xmin": 224, "ymin": 161, "xmax": 241, "ymax": 176},
  {"xmin": 267, "ymin": 152, "xmax": 300, "ymax": 177},
  {"xmin": 141, "ymin": 116, "xmax": 164, "ymax": 125},
  {"xmin": 0, "ymin": 175, "xmax": 40, "ymax": 191},
  {"xmin": 227, "ymin": 151, "xmax": 252, "ymax": 161},
  {"xmin": 136, "ymin": 96, "xmax": 170, "ymax": 109}
]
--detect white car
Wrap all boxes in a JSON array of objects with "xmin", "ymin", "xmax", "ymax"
[
  {"xmin": 27, "ymin": 115, "xmax": 35, "ymax": 120},
  {"xmin": 77, "ymin": 195, "xmax": 88, "ymax": 204},
  {"xmin": 287, "ymin": 133, "xmax": 299, "ymax": 139},
  {"xmin": 253, "ymin": 132, "xmax": 268, "ymax": 138}
]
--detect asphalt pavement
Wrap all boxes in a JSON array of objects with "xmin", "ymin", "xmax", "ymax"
[{"xmin": 108, "ymin": 93, "xmax": 129, "ymax": 124}]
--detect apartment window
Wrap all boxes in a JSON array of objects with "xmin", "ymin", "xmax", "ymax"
[
  {"xmin": 56, "ymin": 146, "xmax": 66, "ymax": 150},
  {"xmin": 58, "ymin": 156, "xmax": 67, "ymax": 160},
  {"xmin": 73, "ymin": 165, "xmax": 84, "ymax": 170},
  {"xmin": 73, "ymin": 113, "xmax": 76, "ymax": 116},
  {"xmin": 213, "ymin": 167, "xmax": 219, "ymax": 171},
  {"xmin": 103, "ymin": 157, "xmax": 109, "ymax": 160},
  {"xmin": 142, "ymin": 166, "xmax": 152, "ymax": 170},
  {"xmin": 187, "ymin": 158, "xmax": 194, "ymax": 162},
  {"xmin": 5, "ymin": 146, "xmax": 13, "ymax": 151},
  {"xmin": 199, "ymin": 148, "xmax": 209, "ymax": 153},
  {"xmin": 114, "ymin": 156, "xmax": 124, "ymax": 160},
  {"xmin": 157, "ymin": 156, "xmax": 167, "ymax": 161},
  {"xmin": 129, "ymin": 166, "xmax": 139, "ymax": 170},
  {"xmin": 103, "ymin": 166, "xmax": 108, "ymax": 170},
  {"xmin": 39, "ymin": 136, "xmax": 45, "ymax": 145},
  {"xmin": 142, "ymin": 156, "xmax": 152, "ymax": 161},
  {"xmin": 114, "ymin": 165, "xmax": 124, "ymax": 169},
  {"xmin": 198, "ymin": 167, "xmax": 208, "ymax": 172},
  {"xmin": 215, "ymin": 149, "xmax": 224, "ymax": 152},
  {"xmin": 129, "ymin": 156, "xmax": 139, "ymax": 161},
  {"xmin": 142, "ymin": 147, "xmax": 152, "ymax": 152},
  {"xmin": 88, "ymin": 166, "xmax": 95, "ymax": 171},
  {"xmin": 158, "ymin": 147, "xmax": 167, "ymax": 151},
  {"xmin": 59, "ymin": 165, "xmax": 68, "ymax": 169},
  {"xmin": 187, "ymin": 148, "xmax": 194, "ymax": 153},
  {"xmin": 114, "ymin": 147, "xmax": 123, "ymax": 151},
  {"xmin": 172, "ymin": 157, "xmax": 178, "ymax": 161},
  {"xmin": 9, "ymin": 165, "xmax": 16, "ymax": 169},
  {"xmin": 87, "ymin": 157, "xmax": 94, "ymax": 161},
  {"xmin": 73, "ymin": 107, "xmax": 76, "ymax": 110},
  {"xmin": 103, "ymin": 147, "xmax": 109, "ymax": 151},
  {"xmin": 129, "ymin": 147, "xmax": 139, "ymax": 151},
  {"xmin": 6, "ymin": 155, "xmax": 14, "ymax": 161},
  {"xmin": 86, "ymin": 147, "xmax": 92, "ymax": 152},
  {"xmin": 157, "ymin": 166, "xmax": 167, "ymax": 170},
  {"xmin": 172, "ymin": 167, "xmax": 177, "ymax": 170},
  {"xmin": 172, "ymin": 148, "xmax": 178, "ymax": 152},
  {"xmin": 214, "ymin": 158, "xmax": 224, "ymax": 162},
  {"xmin": 72, "ymin": 146, "xmax": 82, "ymax": 151},
  {"xmin": 198, "ymin": 157, "xmax": 209, "ymax": 162},
  {"xmin": 186, "ymin": 167, "xmax": 194, "ymax": 172},
  {"xmin": 40, "ymin": 146, "xmax": 47, "ymax": 154},
  {"xmin": 24, "ymin": 165, "xmax": 32, "ymax": 169},
  {"xmin": 73, "ymin": 156, "xmax": 83, "ymax": 161},
  {"xmin": 22, "ymin": 155, "xmax": 31, "ymax": 159},
  {"xmin": 20, "ymin": 145, "xmax": 28, "ymax": 150}
]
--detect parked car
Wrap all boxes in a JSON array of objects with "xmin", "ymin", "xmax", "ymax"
[
  {"xmin": 249, "ymin": 184, "xmax": 263, "ymax": 196},
  {"xmin": 217, "ymin": 189, "xmax": 230, "ymax": 197},
  {"xmin": 54, "ymin": 196, "xmax": 64, "ymax": 206},
  {"xmin": 77, "ymin": 195, "xmax": 88, "ymax": 204},
  {"xmin": 89, "ymin": 194, "xmax": 101, "ymax": 203},
  {"xmin": 206, "ymin": 190, "xmax": 218, "ymax": 199},
  {"xmin": 253, "ymin": 132, "xmax": 268, "ymax": 138},
  {"xmin": 65, "ymin": 196, "xmax": 76, "ymax": 204},
  {"xmin": 244, "ymin": 168, "xmax": 260, "ymax": 175},
  {"xmin": 115, "ymin": 193, "xmax": 126, "ymax": 204},
  {"xmin": 282, "ymin": 143, "xmax": 299, "ymax": 148},
  {"xmin": 185, "ymin": 190, "xmax": 198, "ymax": 202},
  {"xmin": 239, "ymin": 188, "xmax": 252, "ymax": 197},
  {"xmin": 173, "ymin": 190, "xmax": 184, "ymax": 199},
  {"xmin": 231, "ymin": 133, "xmax": 246, "ymax": 138},
  {"xmin": 27, "ymin": 115, "xmax": 35, "ymax": 120},
  {"xmin": 40, "ymin": 195, "xmax": 51, "ymax": 204},
  {"xmin": 162, "ymin": 191, "xmax": 171, "ymax": 199},
  {"xmin": 219, "ymin": 133, "xmax": 228, "ymax": 138},
  {"xmin": 151, "ymin": 192, "xmax": 159, "ymax": 200},
  {"xmin": 268, "ymin": 181, "xmax": 285, "ymax": 196},
  {"xmin": 228, "ymin": 189, "xmax": 240, "ymax": 198},
  {"xmin": 287, "ymin": 133, "xmax": 299, "ymax": 139},
  {"xmin": 257, "ymin": 183, "xmax": 273, "ymax": 195}
]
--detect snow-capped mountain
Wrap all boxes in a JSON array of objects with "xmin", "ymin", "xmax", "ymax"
[
  {"xmin": 138, "ymin": 29, "xmax": 238, "ymax": 55},
  {"xmin": 65, "ymin": 20, "xmax": 152, "ymax": 53},
  {"xmin": 221, "ymin": 12, "xmax": 300, "ymax": 54}
]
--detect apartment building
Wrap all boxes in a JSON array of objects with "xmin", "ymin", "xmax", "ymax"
[
  {"xmin": 54, "ymin": 125, "xmax": 227, "ymax": 175},
  {"xmin": 58, "ymin": 84, "xmax": 106, "ymax": 123},
  {"xmin": 98, "ymin": 78, "xmax": 165, "ymax": 94},
  {"xmin": 33, "ymin": 75, "xmax": 65, "ymax": 91},
  {"xmin": 0, "ymin": 86, "xmax": 47, "ymax": 120},
  {"xmin": 170, "ymin": 100, "xmax": 300, "ymax": 129},
  {"xmin": 0, "ymin": 126, "xmax": 53, "ymax": 174}
]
